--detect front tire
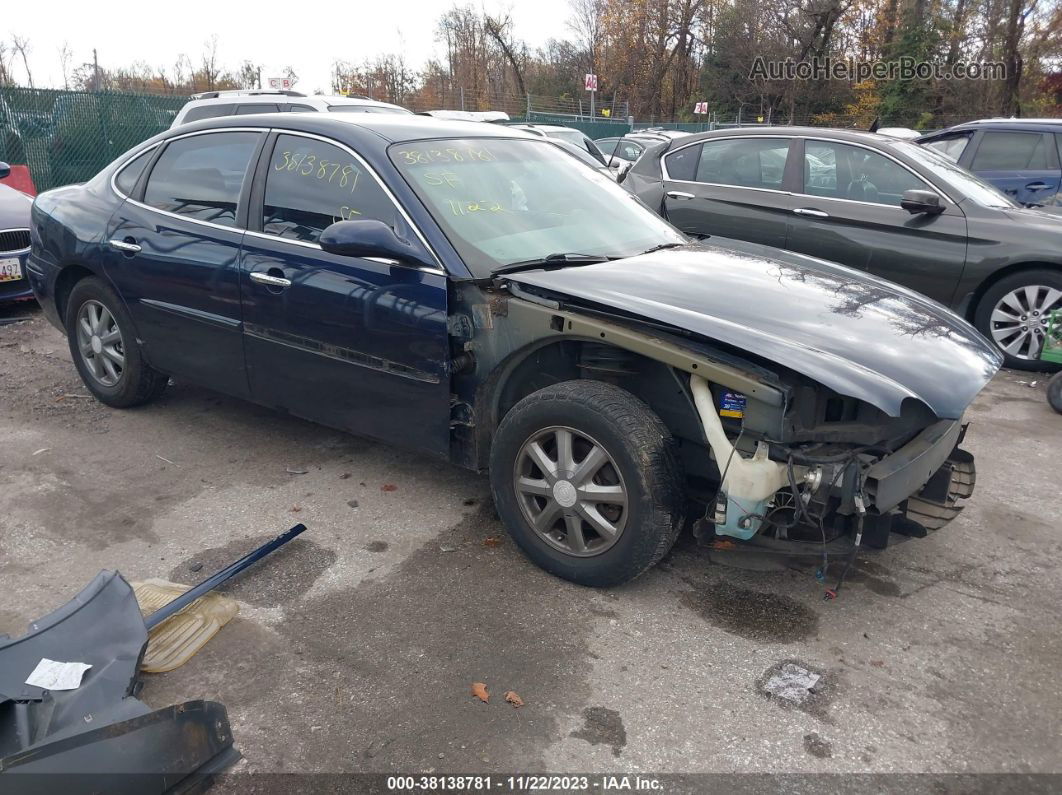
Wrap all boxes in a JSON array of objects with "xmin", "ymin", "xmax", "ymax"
[
  {"xmin": 65, "ymin": 276, "xmax": 168, "ymax": 407},
  {"xmin": 489, "ymin": 380, "xmax": 685, "ymax": 587},
  {"xmin": 974, "ymin": 269, "xmax": 1062, "ymax": 371}
]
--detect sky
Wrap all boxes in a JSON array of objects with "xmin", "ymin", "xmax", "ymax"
[{"xmin": 6, "ymin": 0, "xmax": 574, "ymax": 94}]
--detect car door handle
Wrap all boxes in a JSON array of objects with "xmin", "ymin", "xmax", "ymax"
[
  {"xmin": 108, "ymin": 238, "xmax": 141, "ymax": 253},
  {"xmin": 1025, "ymin": 182, "xmax": 1048, "ymax": 190},
  {"xmin": 793, "ymin": 208, "xmax": 830, "ymax": 218},
  {"xmin": 249, "ymin": 271, "xmax": 292, "ymax": 288},
  {"xmin": 666, "ymin": 191, "xmax": 696, "ymax": 200}
]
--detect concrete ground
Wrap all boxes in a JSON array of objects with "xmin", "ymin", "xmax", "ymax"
[{"xmin": 1, "ymin": 302, "xmax": 1060, "ymax": 780}]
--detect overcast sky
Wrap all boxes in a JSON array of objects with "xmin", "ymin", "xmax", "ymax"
[{"xmin": 6, "ymin": 0, "xmax": 574, "ymax": 94}]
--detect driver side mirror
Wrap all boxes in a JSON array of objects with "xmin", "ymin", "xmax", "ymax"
[
  {"xmin": 0, "ymin": 162, "xmax": 10, "ymax": 180},
  {"xmin": 319, "ymin": 220, "xmax": 435, "ymax": 270},
  {"xmin": 900, "ymin": 189, "xmax": 944, "ymax": 215}
]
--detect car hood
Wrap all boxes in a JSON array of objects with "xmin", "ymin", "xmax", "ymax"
[
  {"xmin": 505, "ymin": 239, "xmax": 1002, "ymax": 419},
  {"xmin": 0, "ymin": 184, "xmax": 32, "ymax": 223}
]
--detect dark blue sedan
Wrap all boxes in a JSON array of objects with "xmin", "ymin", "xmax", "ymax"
[
  {"xmin": 919, "ymin": 119, "xmax": 1062, "ymax": 208},
  {"xmin": 0, "ymin": 162, "xmax": 33, "ymax": 304},
  {"xmin": 26, "ymin": 113, "xmax": 1000, "ymax": 587}
]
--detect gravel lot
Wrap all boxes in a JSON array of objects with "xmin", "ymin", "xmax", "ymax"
[{"xmin": 2, "ymin": 302, "xmax": 1060, "ymax": 781}]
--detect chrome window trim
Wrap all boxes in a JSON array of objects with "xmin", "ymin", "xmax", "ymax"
[
  {"xmin": 660, "ymin": 134, "xmax": 794, "ymax": 193},
  {"xmin": 256, "ymin": 128, "xmax": 446, "ymax": 275},
  {"xmin": 800, "ymin": 137, "xmax": 955, "ymax": 206},
  {"xmin": 108, "ymin": 142, "xmax": 162, "ymax": 200},
  {"xmin": 0, "ymin": 227, "xmax": 31, "ymax": 255}
]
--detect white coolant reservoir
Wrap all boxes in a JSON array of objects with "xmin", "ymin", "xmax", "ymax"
[{"xmin": 690, "ymin": 374, "xmax": 790, "ymax": 539}]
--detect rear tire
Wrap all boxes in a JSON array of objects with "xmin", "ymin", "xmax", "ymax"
[
  {"xmin": 974, "ymin": 269, "xmax": 1062, "ymax": 371},
  {"xmin": 65, "ymin": 276, "xmax": 168, "ymax": 407},
  {"xmin": 489, "ymin": 380, "xmax": 685, "ymax": 587},
  {"xmin": 1048, "ymin": 372, "xmax": 1062, "ymax": 415}
]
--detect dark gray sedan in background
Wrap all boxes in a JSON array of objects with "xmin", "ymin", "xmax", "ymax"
[{"xmin": 624, "ymin": 127, "xmax": 1062, "ymax": 370}]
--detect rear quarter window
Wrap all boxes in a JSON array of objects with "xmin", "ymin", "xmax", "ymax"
[{"xmin": 181, "ymin": 104, "xmax": 237, "ymax": 123}]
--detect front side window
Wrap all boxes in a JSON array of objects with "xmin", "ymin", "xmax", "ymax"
[
  {"xmin": 671, "ymin": 138, "xmax": 790, "ymax": 189},
  {"xmin": 804, "ymin": 141, "xmax": 926, "ymax": 207},
  {"xmin": 391, "ymin": 137, "xmax": 684, "ymax": 277},
  {"xmin": 262, "ymin": 133, "xmax": 399, "ymax": 243},
  {"xmin": 972, "ymin": 131, "xmax": 1049, "ymax": 171},
  {"xmin": 924, "ymin": 133, "xmax": 970, "ymax": 162},
  {"xmin": 114, "ymin": 148, "xmax": 154, "ymax": 195},
  {"xmin": 143, "ymin": 132, "xmax": 260, "ymax": 226}
]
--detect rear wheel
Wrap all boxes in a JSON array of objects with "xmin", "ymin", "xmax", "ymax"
[
  {"xmin": 1048, "ymin": 372, "xmax": 1062, "ymax": 415},
  {"xmin": 65, "ymin": 277, "xmax": 168, "ymax": 407},
  {"xmin": 974, "ymin": 269, "xmax": 1062, "ymax": 371},
  {"xmin": 489, "ymin": 380, "xmax": 685, "ymax": 587}
]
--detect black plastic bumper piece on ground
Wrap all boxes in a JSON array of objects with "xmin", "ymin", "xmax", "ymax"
[{"xmin": 0, "ymin": 524, "xmax": 307, "ymax": 793}]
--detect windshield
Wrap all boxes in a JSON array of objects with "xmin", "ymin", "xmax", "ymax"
[
  {"xmin": 390, "ymin": 138, "xmax": 684, "ymax": 277},
  {"xmin": 894, "ymin": 140, "xmax": 1017, "ymax": 209}
]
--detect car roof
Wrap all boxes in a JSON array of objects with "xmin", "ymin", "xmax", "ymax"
[
  {"xmin": 926, "ymin": 118, "xmax": 1062, "ymax": 135},
  {"xmin": 179, "ymin": 93, "xmax": 406, "ymax": 111},
  {"xmin": 510, "ymin": 124, "xmax": 583, "ymax": 134},
  {"xmin": 672, "ymin": 126, "xmax": 907, "ymax": 146},
  {"xmin": 180, "ymin": 111, "xmax": 540, "ymax": 145}
]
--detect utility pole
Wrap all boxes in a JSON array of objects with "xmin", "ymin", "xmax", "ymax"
[{"xmin": 93, "ymin": 48, "xmax": 100, "ymax": 92}]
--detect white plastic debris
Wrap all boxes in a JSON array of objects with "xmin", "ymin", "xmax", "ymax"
[
  {"xmin": 25, "ymin": 658, "xmax": 92, "ymax": 691},
  {"xmin": 764, "ymin": 663, "xmax": 820, "ymax": 704}
]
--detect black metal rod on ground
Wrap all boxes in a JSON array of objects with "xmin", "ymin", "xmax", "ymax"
[{"xmin": 145, "ymin": 523, "xmax": 307, "ymax": 631}]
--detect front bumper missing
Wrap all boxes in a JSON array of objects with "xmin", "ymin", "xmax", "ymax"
[{"xmin": 866, "ymin": 419, "xmax": 965, "ymax": 514}]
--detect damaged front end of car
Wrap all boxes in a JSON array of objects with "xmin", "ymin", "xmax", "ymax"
[{"xmin": 453, "ymin": 242, "xmax": 1001, "ymax": 561}]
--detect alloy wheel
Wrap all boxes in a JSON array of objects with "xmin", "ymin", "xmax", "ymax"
[
  {"xmin": 76, "ymin": 299, "xmax": 125, "ymax": 387},
  {"xmin": 989, "ymin": 285, "xmax": 1061, "ymax": 360},
  {"xmin": 513, "ymin": 426, "xmax": 628, "ymax": 557}
]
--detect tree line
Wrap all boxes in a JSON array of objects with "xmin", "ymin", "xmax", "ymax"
[{"xmin": 3, "ymin": 0, "xmax": 1060, "ymax": 127}]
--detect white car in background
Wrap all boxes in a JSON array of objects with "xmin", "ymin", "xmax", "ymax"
[{"xmin": 170, "ymin": 90, "xmax": 410, "ymax": 127}]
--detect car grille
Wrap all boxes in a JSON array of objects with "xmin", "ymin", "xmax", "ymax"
[{"xmin": 0, "ymin": 229, "xmax": 31, "ymax": 253}]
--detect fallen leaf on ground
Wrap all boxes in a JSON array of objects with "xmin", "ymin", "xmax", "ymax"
[
  {"xmin": 291, "ymin": 505, "xmax": 302, "ymax": 513},
  {"xmin": 483, "ymin": 535, "xmax": 502, "ymax": 548},
  {"xmin": 339, "ymin": 473, "xmax": 352, "ymax": 479},
  {"xmin": 471, "ymin": 682, "xmax": 489, "ymax": 703},
  {"xmin": 504, "ymin": 690, "xmax": 524, "ymax": 708},
  {"xmin": 869, "ymin": 660, "xmax": 885, "ymax": 668},
  {"xmin": 381, "ymin": 484, "xmax": 398, "ymax": 492}
]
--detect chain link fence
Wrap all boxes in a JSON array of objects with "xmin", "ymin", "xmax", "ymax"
[
  {"xmin": 2, "ymin": 86, "xmax": 1058, "ymax": 192},
  {"xmin": 0, "ymin": 87, "xmax": 187, "ymax": 192}
]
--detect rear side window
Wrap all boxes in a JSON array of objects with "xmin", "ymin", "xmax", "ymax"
[
  {"xmin": 143, "ymin": 132, "xmax": 260, "ymax": 226},
  {"xmin": 664, "ymin": 144, "xmax": 700, "ymax": 181},
  {"xmin": 972, "ymin": 132, "xmax": 1049, "ymax": 170},
  {"xmin": 327, "ymin": 105, "xmax": 409, "ymax": 114},
  {"xmin": 181, "ymin": 104, "xmax": 236, "ymax": 123},
  {"xmin": 114, "ymin": 149, "xmax": 154, "ymax": 196},
  {"xmin": 236, "ymin": 103, "xmax": 279, "ymax": 115},
  {"xmin": 693, "ymin": 138, "xmax": 791, "ymax": 189},
  {"xmin": 287, "ymin": 104, "xmax": 316, "ymax": 112},
  {"xmin": 924, "ymin": 133, "xmax": 970, "ymax": 162},
  {"xmin": 262, "ymin": 133, "xmax": 399, "ymax": 243}
]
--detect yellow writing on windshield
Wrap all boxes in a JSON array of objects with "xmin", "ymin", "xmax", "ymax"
[
  {"xmin": 396, "ymin": 145, "xmax": 497, "ymax": 165},
  {"xmin": 448, "ymin": 199, "xmax": 510, "ymax": 216}
]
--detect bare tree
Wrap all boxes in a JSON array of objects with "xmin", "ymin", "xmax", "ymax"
[
  {"xmin": 200, "ymin": 35, "xmax": 220, "ymax": 91},
  {"xmin": 11, "ymin": 35, "xmax": 33, "ymax": 89},
  {"xmin": 58, "ymin": 41, "xmax": 74, "ymax": 90}
]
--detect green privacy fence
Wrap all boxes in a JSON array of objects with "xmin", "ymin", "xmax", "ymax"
[{"xmin": 0, "ymin": 87, "xmax": 188, "ymax": 192}]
